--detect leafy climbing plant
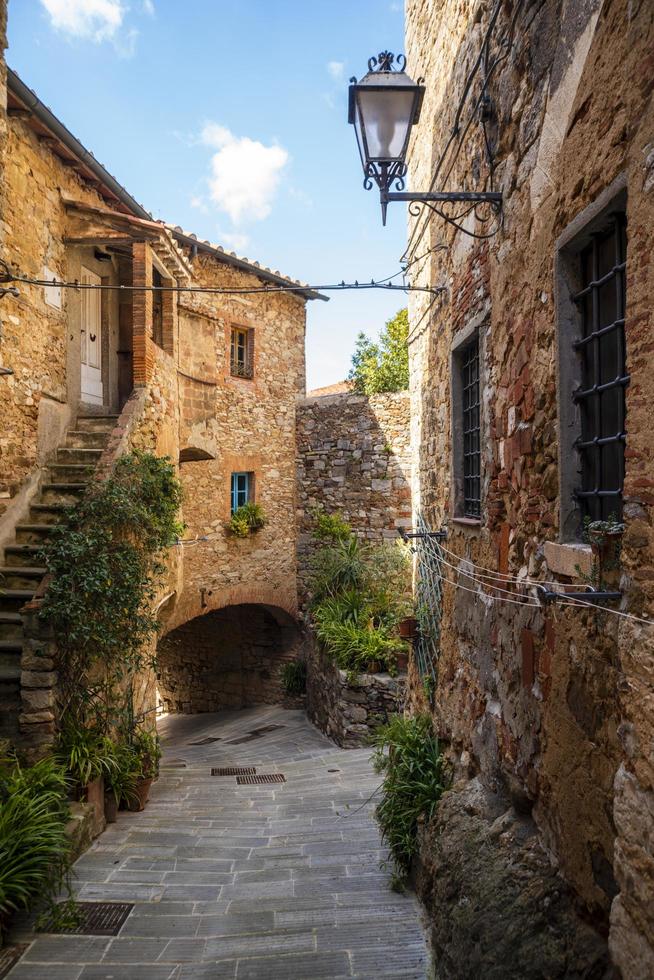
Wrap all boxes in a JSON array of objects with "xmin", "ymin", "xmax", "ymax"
[{"xmin": 39, "ymin": 451, "xmax": 183, "ymax": 727}]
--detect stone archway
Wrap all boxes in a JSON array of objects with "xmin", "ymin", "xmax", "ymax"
[{"xmin": 155, "ymin": 603, "xmax": 303, "ymax": 714}]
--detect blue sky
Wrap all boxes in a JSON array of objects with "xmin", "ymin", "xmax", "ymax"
[{"xmin": 8, "ymin": 0, "xmax": 409, "ymax": 390}]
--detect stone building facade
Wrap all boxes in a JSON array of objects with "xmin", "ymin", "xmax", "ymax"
[
  {"xmin": 0, "ymin": 39, "xmax": 323, "ymax": 740},
  {"xmin": 404, "ymin": 0, "xmax": 654, "ymax": 973}
]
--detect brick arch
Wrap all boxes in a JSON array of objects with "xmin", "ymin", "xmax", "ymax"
[{"xmin": 160, "ymin": 583, "xmax": 299, "ymax": 637}]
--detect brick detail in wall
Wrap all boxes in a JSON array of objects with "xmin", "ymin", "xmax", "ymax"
[{"xmin": 132, "ymin": 241, "xmax": 154, "ymax": 386}]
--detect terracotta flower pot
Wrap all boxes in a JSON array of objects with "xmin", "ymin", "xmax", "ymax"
[
  {"xmin": 398, "ymin": 617, "xmax": 418, "ymax": 639},
  {"xmin": 367, "ymin": 660, "xmax": 382, "ymax": 674},
  {"xmin": 104, "ymin": 794, "xmax": 118, "ymax": 823},
  {"xmin": 128, "ymin": 777, "xmax": 153, "ymax": 812},
  {"xmin": 396, "ymin": 649, "xmax": 409, "ymax": 672}
]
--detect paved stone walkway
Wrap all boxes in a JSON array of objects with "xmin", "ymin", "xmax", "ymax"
[{"xmin": 9, "ymin": 706, "xmax": 430, "ymax": 979}]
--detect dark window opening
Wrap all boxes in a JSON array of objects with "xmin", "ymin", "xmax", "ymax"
[
  {"xmin": 231, "ymin": 326, "xmax": 253, "ymax": 379},
  {"xmin": 461, "ymin": 337, "xmax": 481, "ymax": 518},
  {"xmin": 573, "ymin": 214, "xmax": 628, "ymax": 522}
]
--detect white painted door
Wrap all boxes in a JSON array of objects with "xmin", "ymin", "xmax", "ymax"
[{"xmin": 80, "ymin": 267, "xmax": 103, "ymax": 405}]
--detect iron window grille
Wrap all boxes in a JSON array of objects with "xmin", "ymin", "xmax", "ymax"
[
  {"xmin": 461, "ymin": 337, "xmax": 481, "ymax": 518},
  {"xmin": 230, "ymin": 327, "xmax": 253, "ymax": 379},
  {"xmin": 231, "ymin": 472, "xmax": 251, "ymax": 513},
  {"xmin": 573, "ymin": 215, "xmax": 628, "ymax": 522}
]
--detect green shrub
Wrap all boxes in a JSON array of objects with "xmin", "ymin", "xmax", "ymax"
[
  {"xmin": 280, "ymin": 660, "xmax": 307, "ymax": 695},
  {"xmin": 56, "ymin": 722, "xmax": 119, "ymax": 791},
  {"xmin": 312, "ymin": 508, "xmax": 352, "ymax": 543},
  {"xmin": 228, "ymin": 502, "xmax": 267, "ymax": 538},
  {"xmin": 307, "ymin": 512, "xmax": 412, "ymax": 678},
  {"xmin": 372, "ymin": 714, "xmax": 448, "ymax": 877},
  {"xmin": 0, "ymin": 755, "xmax": 71, "ymax": 928}
]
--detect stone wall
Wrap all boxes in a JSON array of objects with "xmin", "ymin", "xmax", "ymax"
[
  {"xmin": 405, "ymin": 0, "xmax": 654, "ymax": 970},
  {"xmin": 306, "ymin": 637, "xmax": 405, "ymax": 748},
  {"xmin": 296, "ymin": 390, "xmax": 411, "ymax": 596},
  {"xmin": 157, "ymin": 604, "xmax": 303, "ymax": 714}
]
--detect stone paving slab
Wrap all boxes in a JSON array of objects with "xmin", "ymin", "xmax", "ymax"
[{"xmin": 9, "ymin": 706, "xmax": 430, "ymax": 979}]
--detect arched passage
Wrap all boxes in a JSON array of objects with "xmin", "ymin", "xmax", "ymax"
[{"xmin": 156, "ymin": 603, "xmax": 303, "ymax": 714}]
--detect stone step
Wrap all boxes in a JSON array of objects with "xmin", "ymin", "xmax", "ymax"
[
  {"xmin": 2, "ymin": 545, "xmax": 46, "ymax": 568},
  {"xmin": 0, "ymin": 568, "xmax": 47, "ymax": 589},
  {"xmin": 0, "ymin": 611, "xmax": 23, "ymax": 641},
  {"xmin": 56, "ymin": 447, "xmax": 104, "ymax": 465},
  {"xmin": 75, "ymin": 415, "xmax": 118, "ymax": 433},
  {"xmin": 0, "ymin": 588, "xmax": 36, "ymax": 610},
  {"xmin": 65, "ymin": 429, "xmax": 110, "ymax": 449},
  {"xmin": 15, "ymin": 523, "xmax": 56, "ymax": 544},
  {"xmin": 30, "ymin": 502, "xmax": 69, "ymax": 524},
  {"xmin": 0, "ymin": 640, "xmax": 22, "ymax": 657},
  {"xmin": 49, "ymin": 462, "xmax": 96, "ymax": 482},
  {"xmin": 0, "ymin": 658, "xmax": 21, "ymax": 682},
  {"xmin": 41, "ymin": 482, "xmax": 88, "ymax": 505}
]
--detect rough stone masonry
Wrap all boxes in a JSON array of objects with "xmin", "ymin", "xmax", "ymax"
[{"xmin": 405, "ymin": 0, "xmax": 654, "ymax": 974}]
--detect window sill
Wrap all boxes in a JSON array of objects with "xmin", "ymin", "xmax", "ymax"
[
  {"xmin": 544, "ymin": 541, "xmax": 592, "ymax": 579},
  {"xmin": 451, "ymin": 517, "xmax": 482, "ymax": 530}
]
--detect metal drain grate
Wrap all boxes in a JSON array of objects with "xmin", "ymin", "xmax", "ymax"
[
  {"xmin": 188, "ymin": 736, "xmax": 222, "ymax": 745},
  {"xmin": 211, "ymin": 766, "xmax": 256, "ymax": 776},
  {"xmin": 237, "ymin": 773, "xmax": 286, "ymax": 785},
  {"xmin": 0, "ymin": 945, "xmax": 27, "ymax": 979},
  {"xmin": 226, "ymin": 724, "xmax": 285, "ymax": 745},
  {"xmin": 40, "ymin": 902, "xmax": 133, "ymax": 936}
]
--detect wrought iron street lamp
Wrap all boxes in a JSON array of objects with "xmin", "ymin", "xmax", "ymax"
[{"xmin": 349, "ymin": 51, "xmax": 502, "ymax": 225}]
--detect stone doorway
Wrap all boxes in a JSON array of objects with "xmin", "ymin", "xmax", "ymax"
[{"xmin": 156, "ymin": 603, "xmax": 303, "ymax": 714}]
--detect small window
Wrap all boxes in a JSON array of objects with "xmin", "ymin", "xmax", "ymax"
[
  {"xmin": 460, "ymin": 337, "xmax": 481, "ymax": 518},
  {"xmin": 231, "ymin": 472, "xmax": 252, "ymax": 513},
  {"xmin": 230, "ymin": 326, "xmax": 253, "ymax": 379},
  {"xmin": 573, "ymin": 215, "xmax": 628, "ymax": 522}
]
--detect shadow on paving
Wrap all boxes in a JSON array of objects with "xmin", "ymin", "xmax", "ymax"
[{"xmin": 7, "ymin": 705, "xmax": 430, "ymax": 979}]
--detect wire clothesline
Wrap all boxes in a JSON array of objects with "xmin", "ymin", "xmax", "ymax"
[{"xmin": 432, "ymin": 542, "xmax": 654, "ymax": 628}]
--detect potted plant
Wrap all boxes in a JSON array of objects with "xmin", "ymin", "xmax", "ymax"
[
  {"xmin": 398, "ymin": 616, "xmax": 418, "ymax": 640},
  {"xmin": 227, "ymin": 502, "xmax": 267, "ymax": 538},
  {"xmin": 128, "ymin": 729, "xmax": 161, "ymax": 812},
  {"xmin": 56, "ymin": 723, "xmax": 118, "ymax": 834},
  {"xmin": 104, "ymin": 743, "xmax": 140, "ymax": 819},
  {"xmin": 583, "ymin": 515, "xmax": 625, "ymax": 587}
]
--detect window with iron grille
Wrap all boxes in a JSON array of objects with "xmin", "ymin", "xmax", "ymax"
[
  {"xmin": 461, "ymin": 337, "xmax": 481, "ymax": 518},
  {"xmin": 573, "ymin": 215, "xmax": 628, "ymax": 522},
  {"xmin": 230, "ymin": 326, "xmax": 253, "ymax": 378},
  {"xmin": 231, "ymin": 472, "xmax": 252, "ymax": 513}
]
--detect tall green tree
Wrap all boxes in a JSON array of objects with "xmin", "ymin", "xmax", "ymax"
[{"xmin": 348, "ymin": 308, "xmax": 409, "ymax": 394}]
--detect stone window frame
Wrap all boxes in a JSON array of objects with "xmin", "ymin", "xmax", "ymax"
[
  {"xmin": 554, "ymin": 173, "xmax": 628, "ymax": 546},
  {"xmin": 450, "ymin": 312, "xmax": 488, "ymax": 529},
  {"xmin": 229, "ymin": 322, "xmax": 255, "ymax": 380}
]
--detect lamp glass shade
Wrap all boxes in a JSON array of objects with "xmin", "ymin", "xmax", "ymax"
[{"xmin": 355, "ymin": 87, "xmax": 416, "ymax": 162}]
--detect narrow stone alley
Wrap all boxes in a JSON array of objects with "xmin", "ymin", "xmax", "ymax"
[{"xmin": 7, "ymin": 707, "xmax": 429, "ymax": 979}]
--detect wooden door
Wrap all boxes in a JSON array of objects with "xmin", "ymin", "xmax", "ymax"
[{"xmin": 80, "ymin": 267, "xmax": 103, "ymax": 404}]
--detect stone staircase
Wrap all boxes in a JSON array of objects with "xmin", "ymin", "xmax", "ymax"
[{"xmin": 0, "ymin": 415, "xmax": 118, "ymax": 742}]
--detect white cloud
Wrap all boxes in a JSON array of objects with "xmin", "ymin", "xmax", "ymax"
[
  {"xmin": 40, "ymin": 0, "xmax": 126, "ymax": 42},
  {"xmin": 217, "ymin": 230, "xmax": 250, "ymax": 253},
  {"xmin": 327, "ymin": 60, "xmax": 345, "ymax": 81},
  {"xmin": 142, "ymin": 0, "xmax": 155, "ymax": 14},
  {"xmin": 200, "ymin": 122, "xmax": 289, "ymax": 225}
]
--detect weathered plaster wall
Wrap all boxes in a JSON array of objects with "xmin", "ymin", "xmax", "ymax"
[
  {"xmin": 296, "ymin": 390, "xmax": 412, "ymax": 597},
  {"xmin": 405, "ymin": 0, "xmax": 654, "ymax": 970},
  {"xmin": 157, "ymin": 604, "xmax": 303, "ymax": 714}
]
